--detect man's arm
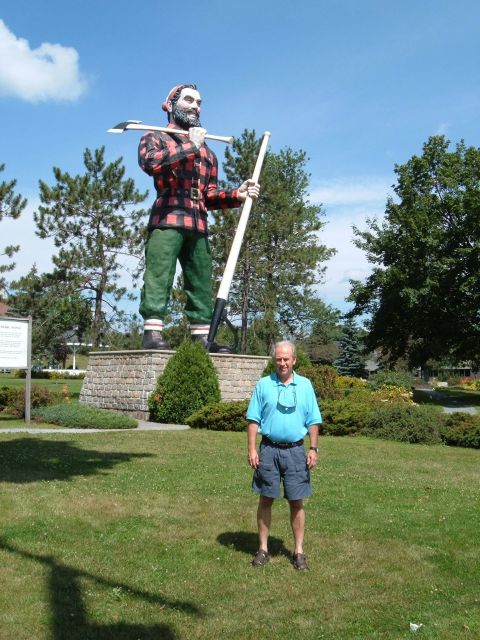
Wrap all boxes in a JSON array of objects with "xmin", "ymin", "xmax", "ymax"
[
  {"xmin": 247, "ymin": 422, "xmax": 260, "ymax": 469},
  {"xmin": 306, "ymin": 424, "xmax": 319, "ymax": 469}
]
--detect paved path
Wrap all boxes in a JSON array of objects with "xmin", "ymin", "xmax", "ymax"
[
  {"xmin": 415, "ymin": 389, "xmax": 478, "ymax": 415},
  {"xmin": 0, "ymin": 420, "xmax": 190, "ymax": 434}
]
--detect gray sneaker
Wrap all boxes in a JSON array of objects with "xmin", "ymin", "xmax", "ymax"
[
  {"xmin": 292, "ymin": 552, "xmax": 308, "ymax": 571},
  {"xmin": 251, "ymin": 549, "xmax": 269, "ymax": 567}
]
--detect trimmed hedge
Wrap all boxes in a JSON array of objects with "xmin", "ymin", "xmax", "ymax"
[
  {"xmin": 32, "ymin": 404, "xmax": 137, "ymax": 429},
  {"xmin": 186, "ymin": 400, "xmax": 249, "ymax": 431}
]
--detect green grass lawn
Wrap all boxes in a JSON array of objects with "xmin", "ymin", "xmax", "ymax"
[{"xmin": 0, "ymin": 430, "xmax": 478, "ymax": 639}]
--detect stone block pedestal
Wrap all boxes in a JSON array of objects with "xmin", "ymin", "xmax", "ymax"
[{"xmin": 79, "ymin": 349, "xmax": 270, "ymax": 420}]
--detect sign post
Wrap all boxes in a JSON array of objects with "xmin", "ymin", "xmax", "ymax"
[{"xmin": 0, "ymin": 316, "xmax": 32, "ymax": 423}]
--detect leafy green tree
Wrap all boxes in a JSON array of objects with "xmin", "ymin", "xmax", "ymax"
[
  {"xmin": 210, "ymin": 130, "xmax": 335, "ymax": 354},
  {"xmin": 34, "ymin": 147, "xmax": 148, "ymax": 347},
  {"xmin": 349, "ymin": 136, "xmax": 480, "ymax": 368},
  {"xmin": 0, "ymin": 163, "xmax": 27, "ymax": 295},
  {"xmin": 8, "ymin": 266, "xmax": 92, "ymax": 364},
  {"xmin": 333, "ymin": 317, "xmax": 366, "ymax": 377},
  {"xmin": 301, "ymin": 303, "xmax": 342, "ymax": 363}
]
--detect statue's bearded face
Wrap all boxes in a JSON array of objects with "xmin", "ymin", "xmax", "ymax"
[{"xmin": 171, "ymin": 88, "xmax": 202, "ymax": 128}]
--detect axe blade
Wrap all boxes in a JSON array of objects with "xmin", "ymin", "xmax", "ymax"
[{"xmin": 107, "ymin": 120, "xmax": 143, "ymax": 134}]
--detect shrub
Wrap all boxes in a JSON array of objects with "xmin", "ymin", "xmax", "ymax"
[
  {"xmin": 440, "ymin": 412, "xmax": 480, "ymax": 449},
  {"xmin": 297, "ymin": 364, "xmax": 342, "ymax": 401},
  {"xmin": 186, "ymin": 400, "xmax": 249, "ymax": 431},
  {"xmin": 320, "ymin": 398, "xmax": 373, "ymax": 436},
  {"xmin": 32, "ymin": 404, "xmax": 137, "ymax": 429},
  {"xmin": 460, "ymin": 379, "xmax": 480, "ymax": 391},
  {"xmin": 363, "ymin": 404, "xmax": 443, "ymax": 444},
  {"xmin": 336, "ymin": 375, "xmax": 368, "ymax": 389},
  {"xmin": 368, "ymin": 370, "xmax": 414, "ymax": 391},
  {"xmin": 0, "ymin": 386, "xmax": 18, "ymax": 412},
  {"xmin": 47, "ymin": 371, "xmax": 66, "ymax": 380},
  {"xmin": 370, "ymin": 384, "xmax": 414, "ymax": 404},
  {"xmin": 148, "ymin": 339, "xmax": 221, "ymax": 424},
  {"xmin": 0, "ymin": 385, "xmax": 62, "ymax": 418}
]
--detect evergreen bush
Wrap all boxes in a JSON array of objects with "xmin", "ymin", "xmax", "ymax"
[
  {"xmin": 297, "ymin": 364, "xmax": 342, "ymax": 400},
  {"xmin": 320, "ymin": 398, "xmax": 373, "ymax": 435},
  {"xmin": 440, "ymin": 412, "xmax": 480, "ymax": 448},
  {"xmin": 368, "ymin": 370, "xmax": 414, "ymax": 390},
  {"xmin": 363, "ymin": 404, "xmax": 443, "ymax": 444},
  {"xmin": 148, "ymin": 339, "xmax": 221, "ymax": 424},
  {"xmin": 336, "ymin": 375, "xmax": 368, "ymax": 389},
  {"xmin": 32, "ymin": 404, "xmax": 137, "ymax": 429},
  {"xmin": 186, "ymin": 400, "xmax": 249, "ymax": 431}
]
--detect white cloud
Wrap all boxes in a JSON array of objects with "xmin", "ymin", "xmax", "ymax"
[
  {"xmin": 0, "ymin": 20, "xmax": 88, "ymax": 102},
  {"xmin": 310, "ymin": 177, "xmax": 392, "ymax": 207},
  {"xmin": 435, "ymin": 122, "xmax": 450, "ymax": 136}
]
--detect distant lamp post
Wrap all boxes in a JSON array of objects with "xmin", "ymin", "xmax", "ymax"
[
  {"xmin": 66, "ymin": 340, "xmax": 93, "ymax": 370},
  {"xmin": 63, "ymin": 327, "xmax": 93, "ymax": 370}
]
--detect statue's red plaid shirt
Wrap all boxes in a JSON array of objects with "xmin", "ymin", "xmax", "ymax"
[{"xmin": 138, "ymin": 124, "xmax": 241, "ymax": 234}]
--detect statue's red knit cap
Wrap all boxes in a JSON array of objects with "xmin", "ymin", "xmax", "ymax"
[{"xmin": 161, "ymin": 85, "xmax": 186, "ymax": 112}]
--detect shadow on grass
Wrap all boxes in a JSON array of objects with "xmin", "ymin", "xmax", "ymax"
[
  {"xmin": 0, "ymin": 438, "xmax": 155, "ymax": 483},
  {"xmin": 0, "ymin": 537, "xmax": 202, "ymax": 640},
  {"xmin": 217, "ymin": 531, "xmax": 290, "ymax": 558}
]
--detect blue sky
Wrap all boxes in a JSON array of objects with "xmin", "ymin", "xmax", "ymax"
[{"xmin": 2, "ymin": 0, "xmax": 480, "ymax": 316}]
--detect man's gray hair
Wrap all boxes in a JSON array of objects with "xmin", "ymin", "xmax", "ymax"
[{"xmin": 272, "ymin": 340, "xmax": 296, "ymax": 358}]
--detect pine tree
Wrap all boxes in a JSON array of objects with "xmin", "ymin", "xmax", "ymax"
[
  {"xmin": 333, "ymin": 318, "xmax": 366, "ymax": 377},
  {"xmin": 209, "ymin": 130, "xmax": 335, "ymax": 354},
  {"xmin": 0, "ymin": 163, "xmax": 27, "ymax": 295},
  {"xmin": 34, "ymin": 147, "xmax": 148, "ymax": 346}
]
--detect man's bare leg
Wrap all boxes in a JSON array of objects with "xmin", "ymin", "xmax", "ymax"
[
  {"xmin": 257, "ymin": 495, "xmax": 274, "ymax": 551},
  {"xmin": 289, "ymin": 499, "xmax": 305, "ymax": 554}
]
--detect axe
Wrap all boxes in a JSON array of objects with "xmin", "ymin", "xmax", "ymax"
[
  {"xmin": 107, "ymin": 120, "xmax": 233, "ymax": 144},
  {"xmin": 207, "ymin": 131, "xmax": 271, "ymax": 351}
]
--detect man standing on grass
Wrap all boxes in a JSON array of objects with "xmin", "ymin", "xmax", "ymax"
[{"xmin": 247, "ymin": 340, "xmax": 321, "ymax": 571}]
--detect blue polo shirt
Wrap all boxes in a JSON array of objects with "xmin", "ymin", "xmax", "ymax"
[{"xmin": 246, "ymin": 372, "xmax": 322, "ymax": 443}]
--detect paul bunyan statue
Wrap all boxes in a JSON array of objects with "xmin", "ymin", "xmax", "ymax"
[{"xmin": 138, "ymin": 83, "xmax": 260, "ymax": 353}]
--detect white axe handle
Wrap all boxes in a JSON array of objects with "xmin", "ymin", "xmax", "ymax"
[{"xmin": 217, "ymin": 131, "xmax": 271, "ymax": 301}]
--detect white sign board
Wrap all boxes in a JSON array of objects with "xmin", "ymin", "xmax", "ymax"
[{"xmin": 0, "ymin": 317, "xmax": 29, "ymax": 369}]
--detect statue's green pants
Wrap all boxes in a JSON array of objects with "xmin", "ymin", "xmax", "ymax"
[{"xmin": 140, "ymin": 228, "xmax": 213, "ymax": 325}]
